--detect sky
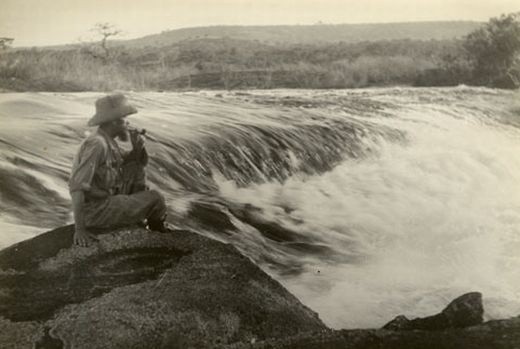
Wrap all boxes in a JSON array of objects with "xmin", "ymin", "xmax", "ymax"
[{"xmin": 1, "ymin": 0, "xmax": 519, "ymax": 47}]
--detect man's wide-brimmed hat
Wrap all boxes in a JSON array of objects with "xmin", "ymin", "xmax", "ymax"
[{"xmin": 87, "ymin": 93, "xmax": 138, "ymax": 126}]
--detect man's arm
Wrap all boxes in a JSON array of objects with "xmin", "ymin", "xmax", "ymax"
[
  {"xmin": 69, "ymin": 136, "xmax": 105, "ymax": 247},
  {"xmin": 123, "ymin": 131, "xmax": 148, "ymax": 166},
  {"xmin": 71, "ymin": 191, "xmax": 97, "ymax": 247}
]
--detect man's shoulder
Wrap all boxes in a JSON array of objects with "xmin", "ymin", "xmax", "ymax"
[{"xmin": 79, "ymin": 132, "xmax": 108, "ymax": 154}]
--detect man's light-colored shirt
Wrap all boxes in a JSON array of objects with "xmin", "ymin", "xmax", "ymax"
[{"xmin": 69, "ymin": 129, "xmax": 123, "ymax": 196}]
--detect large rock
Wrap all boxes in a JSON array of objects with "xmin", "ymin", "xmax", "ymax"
[
  {"xmin": 2, "ymin": 225, "xmax": 519, "ymax": 349},
  {"xmin": 229, "ymin": 293, "xmax": 517, "ymax": 349},
  {"xmin": 383, "ymin": 292, "xmax": 484, "ymax": 331},
  {"xmin": 231, "ymin": 316, "xmax": 520, "ymax": 349},
  {"xmin": 0, "ymin": 225, "xmax": 326, "ymax": 348}
]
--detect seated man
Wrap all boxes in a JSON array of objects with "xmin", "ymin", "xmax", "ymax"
[{"xmin": 69, "ymin": 93, "xmax": 168, "ymax": 247}]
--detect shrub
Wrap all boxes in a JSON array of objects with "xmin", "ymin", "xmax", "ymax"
[{"xmin": 463, "ymin": 12, "xmax": 520, "ymax": 88}]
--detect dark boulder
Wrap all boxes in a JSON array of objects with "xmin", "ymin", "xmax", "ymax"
[
  {"xmin": 236, "ymin": 316, "xmax": 520, "ymax": 349},
  {"xmin": 0, "ymin": 225, "xmax": 326, "ymax": 348},
  {"xmin": 383, "ymin": 292, "xmax": 484, "ymax": 331},
  {"xmin": 382, "ymin": 315, "xmax": 411, "ymax": 331}
]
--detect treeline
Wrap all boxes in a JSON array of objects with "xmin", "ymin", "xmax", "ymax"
[{"xmin": 0, "ymin": 13, "xmax": 518, "ymax": 91}]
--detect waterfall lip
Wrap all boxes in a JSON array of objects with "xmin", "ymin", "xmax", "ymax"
[{"xmin": 1, "ymin": 87, "xmax": 520, "ymax": 329}]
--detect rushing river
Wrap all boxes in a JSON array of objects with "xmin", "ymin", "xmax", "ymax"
[{"xmin": 1, "ymin": 86, "xmax": 519, "ymax": 328}]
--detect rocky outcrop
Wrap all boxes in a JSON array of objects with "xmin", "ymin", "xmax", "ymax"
[
  {"xmin": 1, "ymin": 225, "xmax": 520, "ymax": 349},
  {"xmin": 230, "ymin": 293, "xmax": 518, "ymax": 349},
  {"xmin": 228, "ymin": 316, "xmax": 520, "ymax": 349},
  {"xmin": 228, "ymin": 292, "xmax": 520, "ymax": 349},
  {"xmin": 383, "ymin": 292, "xmax": 484, "ymax": 330},
  {"xmin": 0, "ymin": 225, "xmax": 326, "ymax": 348}
]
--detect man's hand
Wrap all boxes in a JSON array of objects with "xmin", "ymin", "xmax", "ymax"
[
  {"xmin": 73, "ymin": 228, "xmax": 97, "ymax": 247},
  {"xmin": 130, "ymin": 130, "xmax": 145, "ymax": 151}
]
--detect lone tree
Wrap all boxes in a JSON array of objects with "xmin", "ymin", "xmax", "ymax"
[
  {"xmin": 0, "ymin": 37, "xmax": 14, "ymax": 51},
  {"xmin": 463, "ymin": 12, "xmax": 520, "ymax": 88},
  {"xmin": 82, "ymin": 23, "xmax": 122, "ymax": 63}
]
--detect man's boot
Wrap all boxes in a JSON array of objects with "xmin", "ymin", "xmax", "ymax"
[{"xmin": 148, "ymin": 218, "xmax": 170, "ymax": 233}]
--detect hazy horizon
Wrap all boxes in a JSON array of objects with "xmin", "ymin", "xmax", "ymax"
[{"xmin": 2, "ymin": 0, "xmax": 519, "ymax": 47}]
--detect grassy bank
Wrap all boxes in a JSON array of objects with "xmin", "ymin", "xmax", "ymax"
[
  {"xmin": 2, "ymin": 13, "xmax": 519, "ymax": 92},
  {"xmin": 0, "ymin": 38, "xmax": 463, "ymax": 91},
  {"xmin": 0, "ymin": 36, "xmax": 511, "ymax": 91}
]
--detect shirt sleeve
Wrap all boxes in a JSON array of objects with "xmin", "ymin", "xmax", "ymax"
[{"xmin": 69, "ymin": 137, "xmax": 106, "ymax": 193}]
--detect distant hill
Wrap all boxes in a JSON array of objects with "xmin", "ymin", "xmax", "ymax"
[
  {"xmin": 3, "ymin": 20, "xmax": 496, "ymax": 92},
  {"xmin": 120, "ymin": 21, "xmax": 483, "ymax": 48},
  {"xmin": 35, "ymin": 21, "xmax": 483, "ymax": 51}
]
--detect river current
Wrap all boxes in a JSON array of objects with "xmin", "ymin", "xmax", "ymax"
[{"xmin": 1, "ymin": 86, "xmax": 519, "ymax": 328}]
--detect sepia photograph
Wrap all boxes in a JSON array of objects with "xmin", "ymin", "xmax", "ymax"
[{"xmin": 1, "ymin": 0, "xmax": 520, "ymax": 347}]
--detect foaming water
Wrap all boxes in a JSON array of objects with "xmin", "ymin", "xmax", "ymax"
[
  {"xmin": 1, "ymin": 87, "xmax": 519, "ymax": 328},
  {"xmin": 218, "ymin": 88, "xmax": 520, "ymax": 328}
]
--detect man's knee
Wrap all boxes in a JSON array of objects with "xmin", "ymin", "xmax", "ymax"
[
  {"xmin": 145, "ymin": 190, "xmax": 167, "ymax": 225},
  {"xmin": 149, "ymin": 189, "xmax": 166, "ymax": 211},
  {"xmin": 149, "ymin": 189, "xmax": 164, "ymax": 202}
]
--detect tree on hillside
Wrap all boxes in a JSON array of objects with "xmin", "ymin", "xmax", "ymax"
[
  {"xmin": 0, "ymin": 37, "xmax": 14, "ymax": 51},
  {"xmin": 463, "ymin": 12, "xmax": 520, "ymax": 88},
  {"xmin": 80, "ymin": 23, "xmax": 123, "ymax": 64}
]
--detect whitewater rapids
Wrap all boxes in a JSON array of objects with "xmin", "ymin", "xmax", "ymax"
[{"xmin": 1, "ymin": 86, "xmax": 519, "ymax": 328}]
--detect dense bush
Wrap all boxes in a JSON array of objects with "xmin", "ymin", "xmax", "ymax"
[{"xmin": 463, "ymin": 12, "xmax": 520, "ymax": 88}]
